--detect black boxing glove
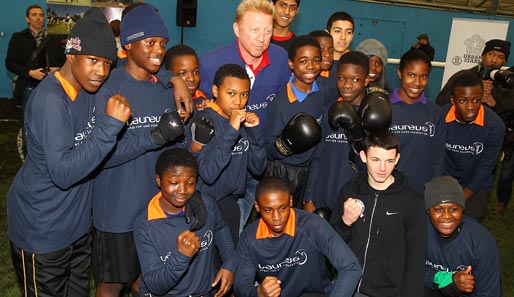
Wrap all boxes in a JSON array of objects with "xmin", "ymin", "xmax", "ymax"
[
  {"xmin": 275, "ymin": 112, "xmax": 322, "ymax": 156},
  {"xmin": 151, "ymin": 111, "xmax": 185, "ymax": 145},
  {"xmin": 358, "ymin": 90, "xmax": 392, "ymax": 133},
  {"xmin": 328, "ymin": 101, "xmax": 365, "ymax": 143},
  {"xmin": 185, "ymin": 191, "xmax": 207, "ymax": 232},
  {"xmin": 191, "ymin": 116, "xmax": 215, "ymax": 145}
]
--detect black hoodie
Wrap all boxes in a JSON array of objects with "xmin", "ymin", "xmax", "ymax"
[{"xmin": 331, "ymin": 170, "xmax": 426, "ymax": 297}]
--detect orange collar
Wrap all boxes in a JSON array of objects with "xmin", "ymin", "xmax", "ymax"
[
  {"xmin": 445, "ymin": 105, "xmax": 485, "ymax": 126},
  {"xmin": 320, "ymin": 70, "xmax": 330, "ymax": 78},
  {"xmin": 147, "ymin": 192, "xmax": 186, "ymax": 220},
  {"xmin": 194, "ymin": 89, "xmax": 206, "ymax": 99},
  {"xmin": 54, "ymin": 71, "xmax": 78, "ymax": 101},
  {"xmin": 147, "ymin": 192, "xmax": 167, "ymax": 221},
  {"xmin": 256, "ymin": 209, "xmax": 296, "ymax": 239},
  {"xmin": 205, "ymin": 101, "xmax": 224, "ymax": 116}
]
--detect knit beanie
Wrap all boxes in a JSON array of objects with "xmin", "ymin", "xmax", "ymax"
[
  {"xmin": 120, "ymin": 4, "xmax": 169, "ymax": 46},
  {"xmin": 482, "ymin": 39, "xmax": 511, "ymax": 60},
  {"xmin": 424, "ymin": 176, "xmax": 465, "ymax": 210},
  {"xmin": 65, "ymin": 7, "xmax": 117, "ymax": 61},
  {"xmin": 355, "ymin": 39, "xmax": 388, "ymax": 66}
]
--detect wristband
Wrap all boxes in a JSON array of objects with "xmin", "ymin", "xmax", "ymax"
[{"xmin": 434, "ymin": 271, "xmax": 454, "ymax": 289}]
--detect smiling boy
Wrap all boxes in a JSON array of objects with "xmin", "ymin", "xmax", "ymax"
[
  {"xmin": 442, "ymin": 70, "xmax": 504, "ymax": 221},
  {"xmin": 423, "ymin": 176, "xmax": 501, "ymax": 297},
  {"xmin": 265, "ymin": 35, "xmax": 338, "ymax": 208},
  {"xmin": 271, "ymin": 0, "xmax": 300, "ymax": 52},
  {"xmin": 133, "ymin": 148, "xmax": 235, "ymax": 297}
]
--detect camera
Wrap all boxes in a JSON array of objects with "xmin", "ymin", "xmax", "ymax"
[{"xmin": 478, "ymin": 66, "xmax": 514, "ymax": 88}]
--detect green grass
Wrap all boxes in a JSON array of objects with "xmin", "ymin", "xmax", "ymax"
[{"xmin": 0, "ymin": 99, "xmax": 513, "ymax": 296}]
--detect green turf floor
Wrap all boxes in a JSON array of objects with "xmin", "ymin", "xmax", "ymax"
[{"xmin": 0, "ymin": 98, "xmax": 512, "ymax": 296}]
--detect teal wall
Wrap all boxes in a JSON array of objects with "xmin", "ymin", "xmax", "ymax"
[{"xmin": 0, "ymin": 0, "xmax": 512, "ymax": 99}]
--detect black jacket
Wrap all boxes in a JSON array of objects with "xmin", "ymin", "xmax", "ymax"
[
  {"xmin": 331, "ymin": 170, "xmax": 426, "ymax": 297},
  {"xmin": 5, "ymin": 28, "xmax": 65, "ymax": 99}
]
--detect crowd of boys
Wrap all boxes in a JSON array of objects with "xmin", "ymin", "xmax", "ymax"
[{"xmin": 5, "ymin": 0, "xmax": 508, "ymax": 296}]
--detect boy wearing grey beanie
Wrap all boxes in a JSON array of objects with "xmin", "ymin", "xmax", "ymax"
[{"xmin": 424, "ymin": 176, "xmax": 501, "ymax": 296}]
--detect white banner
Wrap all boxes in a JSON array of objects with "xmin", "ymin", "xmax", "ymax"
[{"xmin": 441, "ymin": 18, "xmax": 509, "ymax": 88}]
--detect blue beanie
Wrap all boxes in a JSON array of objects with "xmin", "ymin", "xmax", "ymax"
[{"xmin": 120, "ymin": 4, "xmax": 169, "ymax": 46}]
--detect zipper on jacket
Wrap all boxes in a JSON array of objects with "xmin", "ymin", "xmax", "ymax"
[{"xmin": 357, "ymin": 193, "xmax": 378, "ymax": 293}]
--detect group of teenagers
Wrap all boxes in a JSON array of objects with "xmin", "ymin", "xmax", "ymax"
[{"xmin": 6, "ymin": 0, "xmax": 509, "ymax": 296}]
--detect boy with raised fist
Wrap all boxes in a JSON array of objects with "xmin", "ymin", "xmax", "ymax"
[
  {"xmin": 264, "ymin": 35, "xmax": 339, "ymax": 208},
  {"xmin": 134, "ymin": 148, "xmax": 235, "ymax": 297},
  {"xmin": 423, "ymin": 176, "xmax": 501, "ymax": 297},
  {"xmin": 90, "ymin": 4, "xmax": 203, "ymax": 296},
  {"xmin": 8, "ymin": 8, "xmax": 131, "ymax": 296},
  {"xmin": 331, "ymin": 131, "xmax": 426, "ymax": 297},
  {"xmin": 186, "ymin": 63, "xmax": 267, "ymax": 246}
]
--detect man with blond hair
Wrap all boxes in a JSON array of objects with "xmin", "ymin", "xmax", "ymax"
[{"xmin": 200, "ymin": 0, "xmax": 291, "ymax": 236}]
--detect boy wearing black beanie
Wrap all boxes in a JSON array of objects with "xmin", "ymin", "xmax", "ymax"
[{"xmin": 7, "ymin": 7, "xmax": 132, "ymax": 297}]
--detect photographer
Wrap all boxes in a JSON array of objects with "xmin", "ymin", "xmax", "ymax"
[{"xmin": 436, "ymin": 39, "xmax": 514, "ymax": 215}]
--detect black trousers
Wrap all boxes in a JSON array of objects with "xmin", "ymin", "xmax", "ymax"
[{"xmin": 10, "ymin": 232, "xmax": 91, "ymax": 297}]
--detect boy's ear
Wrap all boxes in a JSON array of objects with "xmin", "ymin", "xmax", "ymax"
[
  {"xmin": 397, "ymin": 69, "xmax": 402, "ymax": 80},
  {"xmin": 253, "ymin": 201, "xmax": 260, "ymax": 213},
  {"xmin": 288, "ymin": 59, "xmax": 294, "ymax": 70},
  {"xmin": 395, "ymin": 153, "xmax": 400, "ymax": 165},
  {"xmin": 359, "ymin": 150, "xmax": 367, "ymax": 163},
  {"xmin": 289, "ymin": 195, "xmax": 293, "ymax": 207},
  {"xmin": 155, "ymin": 175, "xmax": 161, "ymax": 188},
  {"xmin": 364, "ymin": 74, "xmax": 370, "ymax": 87},
  {"xmin": 450, "ymin": 95, "xmax": 455, "ymax": 105},
  {"xmin": 212, "ymin": 85, "xmax": 219, "ymax": 99}
]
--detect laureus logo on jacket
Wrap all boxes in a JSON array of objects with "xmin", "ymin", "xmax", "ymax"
[
  {"xmin": 232, "ymin": 137, "xmax": 249, "ymax": 155},
  {"xmin": 257, "ymin": 249, "xmax": 308, "ymax": 273},
  {"xmin": 199, "ymin": 230, "xmax": 213, "ymax": 252},
  {"xmin": 75, "ymin": 107, "xmax": 96, "ymax": 144},
  {"xmin": 389, "ymin": 121, "xmax": 435, "ymax": 137},
  {"xmin": 445, "ymin": 142, "xmax": 484, "ymax": 155}
]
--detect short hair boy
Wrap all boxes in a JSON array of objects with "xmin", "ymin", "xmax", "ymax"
[
  {"xmin": 424, "ymin": 176, "xmax": 501, "ymax": 296},
  {"xmin": 164, "ymin": 44, "xmax": 206, "ymax": 105},
  {"xmin": 308, "ymin": 30, "xmax": 335, "ymax": 78},
  {"xmin": 271, "ymin": 0, "xmax": 300, "ymax": 52},
  {"xmin": 187, "ymin": 63, "xmax": 267, "ymax": 246},
  {"xmin": 304, "ymin": 51, "xmax": 370, "ymax": 212},
  {"xmin": 7, "ymin": 8, "xmax": 131, "ymax": 296},
  {"xmin": 331, "ymin": 131, "xmax": 427, "ymax": 297},
  {"xmin": 264, "ymin": 35, "xmax": 339, "ymax": 208},
  {"xmin": 91, "ymin": 4, "xmax": 188, "ymax": 296},
  {"xmin": 234, "ymin": 176, "xmax": 361, "ymax": 296},
  {"xmin": 325, "ymin": 11, "xmax": 354, "ymax": 61},
  {"xmin": 442, "ymin": 70, "xmax": 504, "ymax": 221},
  {"xmin": 133, "ymin": 148, "xmax": 235, "ymax": 297}
]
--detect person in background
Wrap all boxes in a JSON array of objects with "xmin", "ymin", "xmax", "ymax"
[
  {"xmin": 5, "ymin": 4, "xmax": 65, "ymax": 156},
  {"xmin": 410, "ymin": 33, "xmax": 435, "ymax": 61},
  {"xmin": 271, "ymin": 0, "xmax": 300, "ymax": 52},
  {"xmin": 355, "ymin": 38, "xmax": 391, "ymax": 92},
  {"xmin": 325, "ymin": 11, "xmax": 354, "ymax": 61}
]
